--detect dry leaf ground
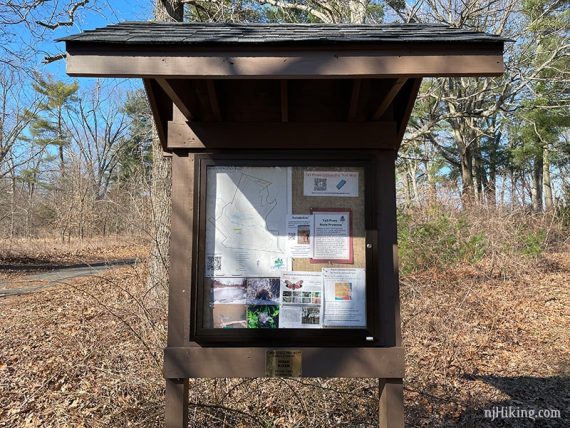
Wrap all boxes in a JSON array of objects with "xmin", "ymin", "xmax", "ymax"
[
  {"xmin": 0, "ymin": 238, "xmax": 147, "ymax": 267},
  {"xmin": 0, "ymin": 244, "xmax": 568, "ymax": 427}
]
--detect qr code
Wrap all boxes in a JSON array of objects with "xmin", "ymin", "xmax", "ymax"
[
  {"xmin": 313, "ymin": 178, "xmax": 327, "ymax": 191},
  {"xmin": 207, "ymin": 256, "xmax": 222, "ymax": 272}
]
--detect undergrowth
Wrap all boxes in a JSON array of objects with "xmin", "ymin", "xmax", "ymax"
[{"xmin": 398, "ymin": 203, "xmax": 567, "ymax": 276}]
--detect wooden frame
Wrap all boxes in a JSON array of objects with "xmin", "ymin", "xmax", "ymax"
[
  {"xmin": 190, "ymin": 152, "xmax": 378, "ymax": 346},
  {"xmin": 65, "ymin": 44, "xmax": 504, "ymax": 78},
  {"xmin": 164, "ymin": 148, "xmax": 405, "ymax": 428}
]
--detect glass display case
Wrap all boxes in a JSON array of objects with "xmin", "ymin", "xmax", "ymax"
[{"xmin": 191, "ymin": 154, "xmax": 378, "ymax": 345}]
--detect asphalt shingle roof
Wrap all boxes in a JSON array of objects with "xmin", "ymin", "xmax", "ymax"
[{"xmin": 59, "ymin": 22, "xmax": 507, "ymax": 46}]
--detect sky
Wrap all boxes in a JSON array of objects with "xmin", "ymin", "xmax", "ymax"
[{"xmin": 11, "ymin": 1, "xmax": 154, "ymax": 85}]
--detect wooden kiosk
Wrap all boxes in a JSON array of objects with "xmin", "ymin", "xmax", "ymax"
[{"xmin": 61, "ymin": 23, "xmax": 505, "ymax": 427}]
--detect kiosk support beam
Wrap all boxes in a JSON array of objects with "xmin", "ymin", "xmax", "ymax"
[
  {"xmin": 165, "ymin": 149, "xmax": 194, "ymax": 428},
  {"xmin": 379, "ymin": 378, "xmax": 405, "ymax": 427},
  {"xmin": 166, "ymin": 379, "xmax": 189, "ymax": 428},
  {"xmin": 376, "ymin": 150, "xmax": 404, "ymax": 427}
]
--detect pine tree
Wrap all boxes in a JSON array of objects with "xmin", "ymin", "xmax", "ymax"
[{"xmin": 29, "ymin": 74, "xmax": 79, "ymax": 177}]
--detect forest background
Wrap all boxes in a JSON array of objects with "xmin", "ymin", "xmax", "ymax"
[{"xmin": 0, "ymin": 1, "xmax": 569, "ymax": 427}]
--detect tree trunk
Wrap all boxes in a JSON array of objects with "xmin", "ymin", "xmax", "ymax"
[
  {"xmin": 472, "ymin": 143, "xmax": 484, "ymax": 203},
  {"xmin": 509, "ymin": 168, "xmax": 516, "ymax": 209},
  {"xmin": 543, "ymin": 144, "xmax": 553, "ymax": 211},
  {"xmin": 155, "ymin": 0, "xmax": 184, "ymax": 21},
  {"xmin": 486, "ymin": 132, "xmax": 499, "ymax": 207},
  {"xmin": 460, "ymin": 146, "xmax": 475, "ymax": 203},
  {"xmin": 10, "ymin": 170, "xmax": 16, "ymax": 239},
  {"xmin": 147, "ymin": 0, "xmax": 183, "ymax": 295},
  {"xmin": 531, "ymin": 157, "xmax": 543, "ymax": 212},
  {"xmin": 349, "ymin": 0, "xmax": 368, "ymax": 23}
]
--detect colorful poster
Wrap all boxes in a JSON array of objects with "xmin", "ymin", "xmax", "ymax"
[
  {"xmin": 304, "ymin": 171, "xmax": 359, "ymax": 197},
  {"xmin": 279, "ymin": 271, "xmax": 323, "ymax": 328},
  {"xmin": 322, "ymin": 268, "xmax": 366, "ymax": 327}
]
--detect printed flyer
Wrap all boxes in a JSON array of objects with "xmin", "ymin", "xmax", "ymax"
[
  {"xmin": 278, "ymin": 271, "xmax": 323, "ymax": 328},
  {"xmin": 286, "ymin": 215, "xmax": 313, "ymax": 258},
  {"xmin": 312, "ymin": 210, "xmax": 353, "ymax": 263},
  {"xmin": 322, "ymin": 268, "xmax": 366, "ymax": 327},
  {"xmin": 304, "ymin": 171, "xmax": 359, "ymax": 197}
]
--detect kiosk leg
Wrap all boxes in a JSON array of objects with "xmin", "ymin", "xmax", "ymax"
[
  {"xmin": 379, "ymin": 378, "xmax": 404, "ymax": 428},
  {"xmin": 165, "ymin": 378, "xmax": 189, "ymax": 428}
]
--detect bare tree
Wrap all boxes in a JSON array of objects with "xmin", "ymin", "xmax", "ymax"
[
  {"xmin": 0, "ymin": 67, "xmax": 42, "ymax": 179},
  {"xmin": 395, "ymin": 0, "xmax": 569, "ymax": 206},
  {"xmin": 0, "ymin": 0, "xmax": 100, "ymax": 65},
  {"xmin": 67, "ymin": 81, "xmax": 130, "ymax": 200}
]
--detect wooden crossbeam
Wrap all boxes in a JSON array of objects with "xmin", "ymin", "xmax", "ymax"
[
  {"xmin": 142, "ymin": 78, "xmax": 171, "ymax": 149},
  {"xmin": 348, "ymin": 79, "xmax": 362, "ymax": 122},
  {"xmin": 67, "ymin": 49, "xmax": 505, "ymax": 78},
  {"xmin": 372, "ymin": 78, "xmax": 407, "ymax": 120},
  {"xmin": 156, "ymin": 78, "xmax": 195, "ymax": 121},
  {"xmin": 207, "ymin": 80, "xmax": 222, "ymax": 122},
  {"xmin": 281, "ymin": 80, "xmax": 288, "ymax": 122}
]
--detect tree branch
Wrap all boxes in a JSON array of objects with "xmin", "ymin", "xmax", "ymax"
[
  {"xmin": 255, "ymin": 0, "xmax": 332, "ymax": 23},
  {"xmin": 36, "ymin": 0, "xmax": 90, "ymax": 30}
]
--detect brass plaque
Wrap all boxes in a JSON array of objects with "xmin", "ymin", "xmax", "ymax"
[{"xmin": 265, "ymin": 350, "xmax": 302, "ymax": 377}]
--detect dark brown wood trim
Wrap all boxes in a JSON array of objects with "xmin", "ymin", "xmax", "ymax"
[
  {"xmin": 280, "ymin": 80, "xmax": 288, "ymax": 122},
  {"xmin": 165, "ymin": 379, "xmax": 189, "ymax": 428},
  {"xmin": 67, "ymin": 50, "xmax": 504, "ymax": 78},
  {"xmin": 167, "ymin": 152, "xmax": 195, "ymax": 347},
  {"xmin": 157, "ymin": 78, "xmax": 195, "ymax": 121},
  {"xmin": 348, "ymin": 79, "xmax": 362, "ymax": 122},
  {"xmin": 395, "ymin": 78, "xmax": 422, "ymax": 144},
  {"xmin": 66, "ymin": 41, "xmax": 505, "ymax": 55},
  {"xmin": 206, "ymin": 80, "xmax": 222, "ymax": 121},
  {"xmin": 164, "ymin": 347, "xmax": 404, "ymax": 378},
  {"xmin": 375, "ymin": 151, "xmax": 400, "ymax": 347},
  {"xmin": 379, "ymin": 379, "xmax": 404, "ymax": 428},
  {"xmin": 143, "ymin": 78, "xmax": 170, "ymax": 149},
  {"xmin": 167, "ymin": 121, "xmax": 398, "ymax": 150},
  {"xmin": 372, "ymin": 78, "xmax": 407, "ymax": 120}
]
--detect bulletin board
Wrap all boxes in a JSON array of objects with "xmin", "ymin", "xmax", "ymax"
[{"xmin": 192, "ymin": 155, "xmax": 376, "ymax": 345}]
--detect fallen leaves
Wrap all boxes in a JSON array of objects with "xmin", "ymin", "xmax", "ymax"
[{"xmin": 0, "ymin": 244, "xmax": 568, "ymax": 427}]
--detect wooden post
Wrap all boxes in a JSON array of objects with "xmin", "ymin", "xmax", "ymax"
[
  {"xmin": 166, "ymin": 379, "xmax": 189, "ymax": 428},
  {"xmin": 379, "ymin": 379, "xmax": 404, "ymax": 428},
  {"xmin": 376, "ymin": 150, "xmax": 404, "ymax": 428},
  {"xmin": 165, "ymin": 150, "xmax": 194, "ymax": 428}
]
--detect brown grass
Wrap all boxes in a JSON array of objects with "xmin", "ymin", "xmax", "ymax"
[{"xmin": 1, "ymin": 241, "xmax": 568, "ymax": 427}]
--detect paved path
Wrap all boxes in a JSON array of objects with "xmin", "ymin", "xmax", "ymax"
[{"xmin": 0, "ymin": 259, "xmax": 138, "ymax": 297}]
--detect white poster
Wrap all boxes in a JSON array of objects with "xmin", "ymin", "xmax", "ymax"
[
  {"xmin": 304, "ymin": 171, "xmax": 359, "ymax": 197},
  {"xmin": 279, "ymin": 271, "xmax": 323, "ymax": 328},
  {"xmin": 286, "ymin": 215, "xmax": 313, "ymax": 258},
  {"xmin": 322, "ymin": 268, "xmax": 366, "ymax": 327},
  {"xmin": 205, "ymin": 166, "xmax": 291, "ymax": 277},
  {"xmin": 312, "ymin": 211, "xmax": 352, "ymax": 262}
]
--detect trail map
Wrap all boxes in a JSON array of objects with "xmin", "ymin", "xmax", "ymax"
[{"xmin": 205, "ymin": 166, "xmax": 290, "ymax": 277}]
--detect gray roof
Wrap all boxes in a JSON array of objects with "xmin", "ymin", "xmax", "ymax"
[{"xmin": 59, "ymin": 22, "xmax": 507, "ymax": 46}]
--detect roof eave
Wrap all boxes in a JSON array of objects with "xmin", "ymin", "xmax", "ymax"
[{"xmin": 64, "ymin": 41, "xmax": 505, "ymax": 79}]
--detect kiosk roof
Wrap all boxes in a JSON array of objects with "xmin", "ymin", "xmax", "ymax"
[{"xmin": 59, "ymin": 22, "xmax": 508, "ymax": 47}]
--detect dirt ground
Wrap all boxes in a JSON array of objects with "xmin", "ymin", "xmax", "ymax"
[{"xmin": 0, "ymin": 246, "xmax": 568, "ymax": 427}]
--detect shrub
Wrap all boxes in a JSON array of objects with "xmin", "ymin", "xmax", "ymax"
[
  {"xmin": 398, "ymin": 205, "xmax": 488, "ymax": 274},
  {"xmin": 397, "ymin": 202, "xmax": 564, "ymax": 275}
]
